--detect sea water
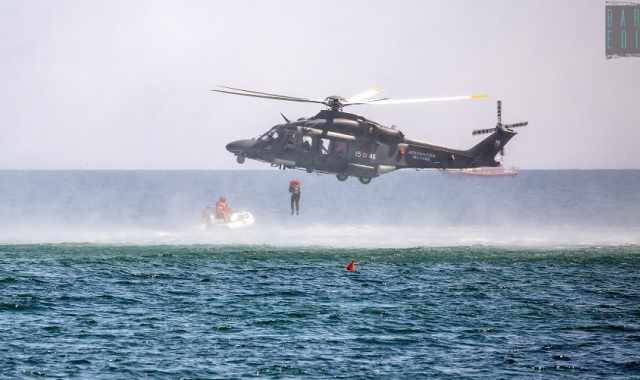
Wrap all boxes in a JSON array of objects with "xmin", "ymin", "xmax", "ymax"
[{"xmin": 1, "ymin": 170, "xmax": 639, "ymax": 379}]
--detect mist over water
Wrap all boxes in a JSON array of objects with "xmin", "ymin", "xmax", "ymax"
[
  {"xmin": 1, "ymin": 170, "xmax": 638, "ymax": 247},
  {"xmin": 3, "ymin": 171, "xmax": 640, "ymax": 379}
]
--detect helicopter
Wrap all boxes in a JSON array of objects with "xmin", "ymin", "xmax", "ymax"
[{"xmin": 213, "ymin": 86, "xmax": 528, "ymax": 184}]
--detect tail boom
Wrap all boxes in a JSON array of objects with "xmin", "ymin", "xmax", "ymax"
[{"xmin": 399, "ymin": 130, "xmax": 516, "ymax": 170}]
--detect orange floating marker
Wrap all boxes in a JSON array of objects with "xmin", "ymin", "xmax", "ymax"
[{"xmin": 345, "ymin": 260, "xmax": 357, "ymax": 272}]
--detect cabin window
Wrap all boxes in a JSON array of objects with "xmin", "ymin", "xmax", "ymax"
[
  {"xmin": 302, "ymin": 135, "xmax": 313, "ymax": 151},
  {"xmin": 332, "ymin": 141, "xmax": 348, "ymax": 157},
  {"xmin": 320, "ymin": 138, "xmax": 330, "ymax": 155}
]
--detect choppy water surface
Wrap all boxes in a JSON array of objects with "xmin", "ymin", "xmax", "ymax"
[{"xmin": 2, "ymin": 245, "xmax": 640, "ymax": 379}]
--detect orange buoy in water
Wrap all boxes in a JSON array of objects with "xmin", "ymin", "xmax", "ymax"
[{"xmin": 345, "ymin": 260, "xmax": 357, "ymax": 272}]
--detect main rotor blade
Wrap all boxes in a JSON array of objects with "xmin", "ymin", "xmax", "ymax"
[
  {"xmin": 504, "ymin": 121, "xmax": 528, "ymax": 128},
  {"xmin": 472, "ymin": 128, "xmax": 495, "ymax": 136},
  {"xmin": 357, "ymin": 93, "xmax": 488, "ymax": 105},
  {"xmin": 211, "ymin": 89, "xmax": 327, "ymax": 105},
  {"xmin": 346, "ymin": 87, "xmax": 381, "ymax": 103},
  {"xmin": 344, "ymin": 97, "xmax": 390, "ymax": 106},
  {"xmin": 216, "ymin": 85, "xmax": 322, "ymax": 102}
]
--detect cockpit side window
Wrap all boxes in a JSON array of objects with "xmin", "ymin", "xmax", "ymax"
[{"xmin": 284, "ymin": 131, "xmax": 296, "ymax": 150}]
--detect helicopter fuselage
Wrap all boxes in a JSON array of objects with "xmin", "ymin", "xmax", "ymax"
[{"xmin": 226, "ymin": 109, "xmax": 515, "ymax": 184}]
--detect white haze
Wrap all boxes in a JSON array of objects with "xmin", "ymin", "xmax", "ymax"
[
  {"xmin": 1, "ymin": 224, "xmax": 639, "ymax": 248},
  {"xmin": 1, "ymin": 170, "xmax": 638, "ymax": 248}
]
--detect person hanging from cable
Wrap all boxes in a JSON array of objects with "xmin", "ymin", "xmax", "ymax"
[{"xmin": 288, "ymin": 179, "xmax": 301, "ymax": 215}]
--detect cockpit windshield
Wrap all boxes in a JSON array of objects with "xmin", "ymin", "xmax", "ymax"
[{"xmin": 259, "ymin": 126, "xmax": 281, "ymax": 141}]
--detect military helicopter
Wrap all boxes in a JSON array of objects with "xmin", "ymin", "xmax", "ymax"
[{"xmin": 213, "ymin": 86, "xmax": 528, "ymax": 184}]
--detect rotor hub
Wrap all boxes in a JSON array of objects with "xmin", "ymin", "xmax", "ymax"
[{"xmin": 324, "ymin": 96, "xmax": 346, "ymax": 111}]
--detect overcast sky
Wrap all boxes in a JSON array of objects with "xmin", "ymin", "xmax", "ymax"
[{"xmin": 0, "ymin": 0, "xmax": 638, "ymax": 169}]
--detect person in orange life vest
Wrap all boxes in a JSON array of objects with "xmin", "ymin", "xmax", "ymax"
[
  {"xmin": 289, "ymin": 179, "xmax": 301, "ymax": 215},
  {"xmin": 215, "ymin": 196, "xmax": 231, "ymax": 222},
  {"xmin": 345, "ymin": 259, "xmax": 357, "ymax": 272}
]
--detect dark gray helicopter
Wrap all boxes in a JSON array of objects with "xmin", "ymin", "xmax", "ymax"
[{"xmin": 214, "ymin": 86, "xmax": 528, "ymax": 184}]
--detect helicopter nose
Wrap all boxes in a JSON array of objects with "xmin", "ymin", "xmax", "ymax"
[{"xmin": 226, "ymin": 139, "xmax": 254, "ymax": 154}]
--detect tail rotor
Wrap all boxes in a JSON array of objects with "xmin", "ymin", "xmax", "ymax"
[{"xmin": 471, "ymin": 100, "xmax": 528, "ymax": 158}]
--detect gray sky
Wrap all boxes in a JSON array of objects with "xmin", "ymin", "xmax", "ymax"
[{"xmin": 1, "ymin": 0, "xmax": 638, "ymax": 169}]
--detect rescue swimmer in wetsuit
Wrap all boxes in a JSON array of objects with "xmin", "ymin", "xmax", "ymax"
[{"xmin": 289, "ymin": 179, "xmax": 301, "ymax": 215}]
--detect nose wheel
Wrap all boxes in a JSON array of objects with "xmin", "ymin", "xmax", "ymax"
[
  {"xmin": 358, "ymin": 177, "xmax": 372, "ymax": 185},
  {"xmin": 236, "ymin": 155, "xmax": 246, "ymax": 164},
  {"xmin": 336, "ymin": 174, "xmax": 348, "ymax": 181}
]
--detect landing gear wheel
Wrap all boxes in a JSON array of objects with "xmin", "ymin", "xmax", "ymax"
[
  {"xmin": 358, "ymin": 177, "xmax": 372, "ymax": 185},
  {"xmin": 336, "ymin": 174, "xmax": 348, "ymax": 181},
  {"xmin": 236, "ymin": 155, "xmax": 246, "ymax": 164}
]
